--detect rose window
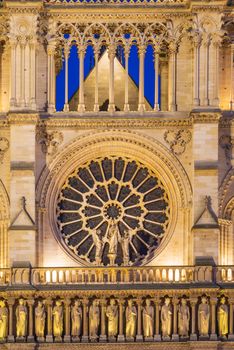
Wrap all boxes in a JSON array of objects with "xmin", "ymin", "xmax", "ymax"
[{"xmin": 57, "ymin": 156, "xmax": 170, "ymax": 266}]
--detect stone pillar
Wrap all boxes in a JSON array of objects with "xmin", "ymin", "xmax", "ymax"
[
  {"xmin": 193, "ymin": 35, "xmax": 201, "ymax": 106},
  {"xmin": 203, "ymin": 35, "xmax": 210, "ymax": 106},
  {"xmin": 168, "ymin": 41, "xmax": 177, "ymax": 112},
  {"xmin": 108, "ymin": 45, "xmax": 115, "ymax": 113},
  {"xmin": 8, "ymin": 298, "xmax": 15, "ymax": 342},
  {"xmin": 77, "ymin": 45, "xmax": 86, "ymax": 113},
  {"xmin": 94, "ymin": 47, "xmax": 99, "ymax": 112},
  {"xmin": 63, "ymin": 45, "xmax": 70, "ymax": 112},
  {"xmin": 64, "ymin": 298, "xmax": 71, "ymax": 342},
  {"xmin": 136, "ymin": 299, "xmax": 143, "ymax": 341},
  {"xmin": 46, "ymin": 298, "xmax": 53, "ymax": 343},
  {"xmin": 117, "ymin": 298, "xmax": 125, "ymax": 342},
  {"xmin": 212, "ymin": 38, "xmax": 221, "ymax": 106},
  {"xmin": 47, "ymin": 42, "xmax": 56, "ymax": 113},
  {"xmin": 138, "ymin": 45, "xmax": 145, "ymax": 113},
  {"xmin": 210, "ymin": 298, "xmax": 217, "ymax": 340},
  {"xmin": 154, "ymin": 299, "xmax": 161, "ymax": 341},
  {"xmin": 154, "ymin": 50, "xmax": 160, "ymax": 111},
  {"xmin": 29, "ymin": 40, "xmax": 37, "ymax": 110},
  {"xmin": 27, "ymin": 299, "xmax": 35, "ymax": 342},
  {"xmin": 10, "ymin": 39, "xmax": 17, "ymax": 108},
  {"xmin": 124, "ymin": 46, "xmax": 130, "ymax": 112},
  {"xmin": 228, "ymin": 299, "xmax": 234, "ymax": 340},
  {"xmin": 190, "ymin": 298, "xmax": 197, "ymax": 340},
  {"xmin": 160, "ymin": 58, "xmax": 168, "ymax": 111},
  {"xmin": 82, "ymin": 299, "xmax": 89, "ymax": 342},
  {"xmin": 20, "ymin": 40, "xmax": 26, "ymax": 107},
  {"xmin": 100, "ymin": 299, "xmax": 107, "ymax": 342},
  {"xmin": 172, "ymin": 298, "xmax": 179, "ymax": 341},
  {"xmin": 230, "ymin": 43, "xmax": 234, "ymax": 110}
]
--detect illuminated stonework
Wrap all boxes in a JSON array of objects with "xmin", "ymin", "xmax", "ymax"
[{"xmin": 57, "ymin": 156, "xmax": 170, "ymax": 265}]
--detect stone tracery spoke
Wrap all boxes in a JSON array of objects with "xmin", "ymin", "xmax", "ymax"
[{"xmin": 57, "ymin": 156, "xmax": 170, "ymax": 266}]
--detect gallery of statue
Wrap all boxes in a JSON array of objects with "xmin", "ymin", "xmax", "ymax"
[{"xmin": 0, "ymin": 0, "xmax": 233, "ymax": 348}]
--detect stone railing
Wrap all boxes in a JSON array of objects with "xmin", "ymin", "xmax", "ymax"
[
  {"xmin": 0, "ymin": 265, "xmax": 215, "ymax": 287},
  {"xmin": 43, "ymin": 0, "xmax": 187, "ymax": 5},
  {"xmin": 216, "ymin": 266, "xmax": 234, "ymax": 282}
]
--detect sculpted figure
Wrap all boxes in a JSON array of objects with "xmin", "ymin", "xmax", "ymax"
[
  {"xmin": 71, "ymin": 300, "xmax": 82, "ymax": 338},
  {"xmin": 107, "ymin": 221, "xmax": 119, "ymax": 264},
  {"xmin": 178, "ymin": 298, "xmax": 190, "ymax": 337},
  {"xmin": 106, "ymin": 299, "xmax": 118, "ymax": 337},
  {"xmin": 35, "ymin": 300, "xmax": 46, "ymax": 338},
  {"xmin": 126, "ymin": 299, "xmax": 137, "ymax": 338},
  {"xmin": 143, "ymin": 299, "xmax": 154, "ymax": 338},
  {"xmin": 0, "ymin": 300, "xmax": 8, "ymax": 340},
  {"xmin": 93, "ymin": 229, "xmax": 104, "ymax": 265},
  {"xmin": 120, "ymin": 230, "xmax": 130, "ymax": 265},
  {"xmin": 198, "ymin": 296, "xmax": 210, "ymax": 337},
  {"xmin": 16, "ymin": 298, "xmax": 28, "ymax": 338},
  {"xmin": 218, "ymin": 297, "xmax": 228, "ymax": 337},
  {"xmin": 161, "ymin": 297, "xmax": 172, "ymax": 338},
  {"xmin": 52, "ymin": 300, "xmax": 63, "ymax": 338},
  {"xmin": 89, "ymin": 300, "xmax": 100, "ymax": 339}
]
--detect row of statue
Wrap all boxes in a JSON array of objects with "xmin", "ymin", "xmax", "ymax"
[{"xmin": 0, "ymin": 296, "xmax": 229, "ymax": 342}]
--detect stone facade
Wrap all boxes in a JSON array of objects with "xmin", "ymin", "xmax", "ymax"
[{"xmin": 0, "ymin": 0, "xmax": 234, "ymax": 347}]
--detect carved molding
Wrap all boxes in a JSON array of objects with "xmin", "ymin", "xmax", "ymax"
[
  {"xmin": 8, "ymin": 113, "xmax": 39, "ymax": 125},
  {"xmin": 0, "ymin": 137, "xmax": 9, "ymax": 163},
  {"xmin": 164, "ymin": 130, "xmax": 191, "ymax": 155},
  {"xmin": 191, "ymin": 112, "xmax": 221, "ymax": 124},
  {"xmin": 36, "ymin": 125, "xmax": 63, "ymax": 156}
]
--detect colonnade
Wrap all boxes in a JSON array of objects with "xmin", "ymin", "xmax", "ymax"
[{"xmin": 0, "ymin": 294, "xmax": 233, "ymax": 343}]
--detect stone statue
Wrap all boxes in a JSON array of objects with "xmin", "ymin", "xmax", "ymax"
[
  {"xmin": 106, "ymin": 298, "xmax": 118, "ymax": 338},
  {"xmin": 93, "ymin": 229, "xmax": 104, "ymax": 265},
  {"xmin": 143, "ymin": 299, "xmax": 154, "ymax": 338},
  {"xmin": 120, "ymin": 230, "xmax": 130, "ymax": 265},
  {"xmin": 218, "ymin": 297, "xmax": 228, "ymax": 337},
  {"xmin": 71, "ymin": 300, "xmax": 82, "ymax": 338},
  {"xmin": 198, "ymin": 296, "xmax": 210, "ymax": 337},
  {"xmin": 89, "ymin": 300, "xmax": 100, "ymax": 339},
  {"xmin": 161, "ymin": 297, "xmax": 172, "ymax": 339},
  {"xmin": 0, "ymin": 300, "xmax": 8, "ymax": 340},
  {"xmin": 107, "ymin": 220, "xmax": 119, "ymax": 265},
  {"xmin": 52, "ymin": 300, "xmax": 63, "ymax": 339},
  {"xmin": 178, "ymin": 298, "xmax": 190, "ymax": 337},
  {"xmin": 35, "ymin": 300, "xmax": 46, "ymax": 339},
  {"xmin": 16, "ymin": 298, "xmax": 28, "ymax": 338},
  {"xmin": 125, "ymin": 299, "xmax": 137, "ymax": 338}
]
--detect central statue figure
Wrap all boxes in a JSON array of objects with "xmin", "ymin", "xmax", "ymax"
[{"xmin": 107, "ymin": 220, "xmax": 120, "ymax": 265}]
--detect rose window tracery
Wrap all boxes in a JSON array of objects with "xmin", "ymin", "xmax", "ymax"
[{"xmin": 57, "ymin": 156, "xmax": 170, "ymax": 266}]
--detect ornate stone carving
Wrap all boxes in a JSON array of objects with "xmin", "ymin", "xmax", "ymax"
[
  {"xmin": 52, "ymin": 300, "xmax": 63, "ymax": 340},
  {"xmin": 164, "ymin": 130, "xmax": 191, "ymax": 155},
  {"xmin": 161, "ymin": 297, "xmax": 172, "ymax": 340},
  {"xmin": 219, "ymin": 135, "xmax": 234, "ymax": 164},
  {"xmin": 36, "ymin": 125, "xmax": 63, "ymax": 156},
  {"xmin": 198, "ymin": 296, "xmax": 210, "ymax": 338},
  {"xmin": 218, "ymin": 296, "xmax": 228, "ymax": 338},
  {"xmin": 16, "ymin": 298, "xmax": 28, "ymax": 339},
  {"xmin": 35, "ymin": 300, "xmax": 46, "ymax": 340},
  {"xmin": 0, "ymin": 300, "xmax": 8, "ymax": 341},
  {"xmin": 0, "ymin": 138, "xmax": 9, "ymax": 163}
]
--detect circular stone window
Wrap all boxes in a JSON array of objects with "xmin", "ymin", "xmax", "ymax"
[{"xmin": 56, "ymin": 156, "xmax": 170, "ymax": 266}]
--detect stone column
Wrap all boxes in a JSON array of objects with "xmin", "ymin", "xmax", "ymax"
[
  {"xmin": 82, "ymin": 298, "xmax": 89, "ymax": 342},
  {"xmin": 64, "ymin": 298, "xmax": 71, "ymax": 342},
  {"xmin": 20, "ymin": 40, "xmax": 26, "ymax": 107},
  {"xmin": 77, "ymin": 45, "xmax": 86, "ymax": 113},
  {"xmin": 190, "ymin": 298, "xmax": 197, "ymax": 340},
  {"xmin": 10, "ymin": 39, "xmax": 17, "ymax": 108},
  {"xmin": 212, "ymin": 37, "xmax": 221, "ymax": 106},
  {"xmin": 136, "ymin": 299, "xmax": 143, "ymax": 341},
  {"xmin": 27, "ymin": 299, "xmax": 35, "ymax": 342},
  {"xmin": 172, "ymin": 297, "xmax": 179, "ymax": 341},
  {"xmin": 228, "ymin": 298, "xmax": 234, "ymax": 340},
  {"xmin": 94, "ymin": 46, "xmax": 99, "ymax": 112},
  {"xmin": 154, "ymin": 298, "xmax": 161, "ymax": 341},
  {"xmin": 154, "ymin": 49, "xmax": 160, "ymax": 111},
  {"xmin": 230, "ymin": 43, "xmax": 234, "ymax": 110},
  {"xmin": 117, "ymin": 298, "xmax": 125, "ymax": 342},
  {"xmin": 108, "ymin": 44, "xmax": 116, "ymax": 113},
  {"xmin": 8, "ymin": 298, "xmax": 15, "ymax": 342},
  {"xmin": 100, "ymin": 299, "xmax": 107, "ymax": 342},
  {"xmin": 210, "ymin": 298, "xmax": 217, "ymax": 340},
  {"xmin": 47, "ymin": 43, "xmax": 56, "ymax": 113},
  {"xmin": 63, "ymin": 45, "xmax": 70, "ymax": 112},
  {"xmin": 138, "ymin": 45, "xmax": 145, "ymax": 113},
  {"xmin": 124, "ymin": 45, "xmax": 130, "ymax": 112},
  {"xmin": 193, "ymin": 34, "xmax": 201, "ymax": 107},
  {"xmin": 168, "ymin": 41, "xmax": 178, "ymax": 112},
  {"xmin": 46, "ymin": 298, "xmax": 53, "ymax": 343},
  {"xmin": 203, "ymin": 34, "xmax": 210, "ymax": 106},
  {"xmin": 29, "ymin": 40, "xmax": 37, "ymax": 110}
]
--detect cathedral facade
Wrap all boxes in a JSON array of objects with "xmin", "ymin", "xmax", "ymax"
[{"xmin": 0, "ymin": 0, "xmax": 234, "ymax": 348}]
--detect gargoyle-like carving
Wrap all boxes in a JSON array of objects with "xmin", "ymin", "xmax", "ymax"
[
  {"xmin": 36, "ymin": 125, "xmax": 63, "ymax": 156},
  {"xmin": 219, "ymin": 135, "xmax": 234, "ymax": 165},
  {"xmin": 164, "ymin": 129, "xmax": 191, "ymax": 155},
  {"xmin": 0, "ymin": 137, "xmax": 9, "ymax": 163}
]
